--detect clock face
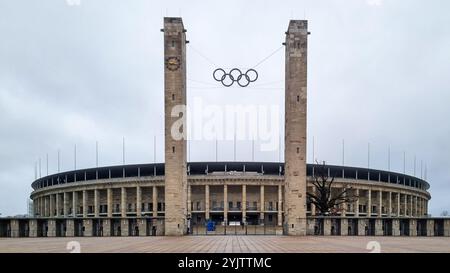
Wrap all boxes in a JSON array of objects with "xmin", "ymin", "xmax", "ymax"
[{"xmin": 166, "ymin": 57, "xmax": 181, "ymax": 71}]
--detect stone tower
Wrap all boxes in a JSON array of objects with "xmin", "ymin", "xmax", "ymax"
[
  {"xmin": 162, "ymin": 17, "xmax": 188, "ymax": 236},
  {"xmin": 284, "ymin": 20, "xmax": 308, "ymax": 236}
]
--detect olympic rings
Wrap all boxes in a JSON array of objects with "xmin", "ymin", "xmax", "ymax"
[{"xmin": 213, "ymin": 68, "xmax": 259, "ymax": 87}]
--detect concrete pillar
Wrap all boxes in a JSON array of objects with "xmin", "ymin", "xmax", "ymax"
[
  {"xmin": 187, "ymin": 184, "xmax": 192, "ymax": 217},
  {"xmin": 410, "ymin": 195, "xmax": 413, "ymax": 218},
  {"xmin": 163, "ymin": 17, "xmax": 188, "ymax": 236},
  {"xmin": 355, "ymin": 189, "xmax": 360, "ymax": 217},
  {"xmin": 310, "ymin": 188, "xmax": 316, "ymax": 216},
  {"xmin": 260, "ymin": 185, "xmax": 265, "ymax": 225},
  {"xmin": 121, "ymin": 187, "xmax": 127, "ymax": 218},
  {"xmin": 397, "ymin": 193, "xmax": 401, "ymax": 217},
  {"xmin": 388, "ymin": 191, "xmax": 392, "ymax": 217},
  {"xmin": 138, "ymin": 218, "xmax": 147, "ymax": 237},
  {"xmin": 55, "ymin": 193, "xmax": 60, "ymax": 217},
  {"xmin": 378, "ymin": 190, "xmax": 382, "ymax": 217},
  {"xmin": 444, "ymin": 220, "xmax": 450, "ymax": 237},
  {"xmin": 153, "ymin": 186, "xmax": 158, "ymax": 217},
  {"xmin": 83, "ymin": 219, "xmax": 93, "ymax": 237},
  {"xmin": 94, "ymin": 189, "xmax": 99, "ymax": 218},
  {"xmin": 243, "ymin": 185, "xmax": 247, "ymax": 224},
  {"xmin": 375, "ymin": 219, "xmax": 383, "ymax": 236},
  {"xmin": 277, "ymin": 184, "xmax": 282, "ymax": 226},
  {"xmin": 121, "ymin": 219, "xmax": 129, "ymax": 237},
  {"xmin": 426, "ymin": 219, "xmax": 434, "ymax": 237},
  {"xmin": 47, "ymin": 220, "xmax": 56, "ymax": 237},
  {"xmin": 340, "ymin": 218, "xmax": 348, "ymax": 236},
  {"xmin": 50, "ymin": 194, "xmax": 55, "ymax": 217},
  {"xmin": 415, "ymin": 196, "xmax": 418, "ymax": 217},
  {"xmin": 10, "ymin": 220, "xmax": 19, "ymax": 237},
  {"xmin": 82, "ymin": 190, "xmax": 87, "ymax": 218},
  {"xmin": 136, "ymin": 186, "xmax": 142, "ymax": 217},
  {"xmin": 223, "ymin": 184, "xmax": 228, "ymax": 225},
  {"xmin": 45, "ymin": 196, "xmax": 49, "ymax": 217},
  {"xmin": 358, "ymin": 219, "xmax": 367, "ymax": 236},
  {"xmin": 367, "ymin": 189, "xmax": 372, "ymax": 216},
  {"xmin": 29, "ymin": 220, "xmax": 37, "ymax": 237},
  {"xmin": 107, "ymin": 188, "xmax": 113, "ymax": 218},
  {"xmin": 63, "ymin": 192, "xmax": 69, "ymax": 217},
  {"xmin": 409, "ymin": 219, "xmax": 417, "ymax": 236},
  {"xmin": 102, "ymin": 219, "xmax": 111, "ymax": 237},
  {"xmin": 72, "ymin": 191, "xmax": 77, "ymax": 217},
  {"xmin": 284, "ymin": 19, "xmax": 308, "ymax": 236},
  {"xmin": 205, "ymin": 185, "xmax": 210, "ymax": 220},
  {"xmin": 403, "ymin": 194, "xmax": 408, "ymax": 217},
  {"xmin": 323, "ymin": 218, "xmax": 331, "ymax": 236},
  {"xmin": 66, "ymin": 219, "xmax": 75, "ymax": 237},
  {"xmin": 341, "ymin": 186, "xmax": 346, "ymax": 217},
  {"xmin": 392, "ymin": 219, "xmax": 400, "ymax": 236}
]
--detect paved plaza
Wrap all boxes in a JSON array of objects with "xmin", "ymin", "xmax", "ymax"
[{"xmin": 1, "ymin": 236, "xmax": 450, "ymax": 253}]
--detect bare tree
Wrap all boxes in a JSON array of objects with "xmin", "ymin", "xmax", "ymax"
[
  {"xmin": 307, "ymin": 161, "xmax": 358, "ymax": 216},
  {"xmin": 441, "ymin": 211, "xmax": 449, "ymax": 217}
]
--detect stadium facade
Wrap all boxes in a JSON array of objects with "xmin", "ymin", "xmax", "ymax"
[{"xmin": 1, "ymin": 18, "xmax": 448, "ymax": 238}]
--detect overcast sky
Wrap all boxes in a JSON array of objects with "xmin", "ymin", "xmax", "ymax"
[{"xmin": 1, "ymin": 0, "xmax": 449, "ymax": 216}]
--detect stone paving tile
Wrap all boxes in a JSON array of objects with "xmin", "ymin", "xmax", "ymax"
[{"xmin": 1, "ymin": 236, "xmax": 450, "ymax": 253}]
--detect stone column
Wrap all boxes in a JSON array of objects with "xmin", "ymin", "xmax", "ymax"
[
  {"xmin": 403, "ymin": 195, "xmax": 408, "ymax": 217},
  {"xmin": 323, "ymin": 218, "xmax": 331, "ymax": 236},
  {"xmin": 83, "ymin": 219, "xmax": 93, "ymax": 237},
  {"xmin": 94, "ymin": 189, "xmax": 99, "ymax": 218},
  {"xmin": 205, "ymin": 185, "xmax": 210, "ymax": 221},
  {"xmin": 375, "ymin": 219, "xmax": 383, "ymax": 236},
  {"xmin": 63, "ymin": 192, "xmax": 69, "ymax": 217},
  {"xmin": 340, "ymin": 218, "xmax": 348, "ymax": 236},
  {"xmin": 388, "ymin": 191, "xmax": 392, "ymax": 217},
  {"xmin": 426, "ymin": 219, "xmax": 434, "ymax": 237},
  {"xmin": 367, "ymin": 189, "xmax": 372, "ymax": 217},
  {"xmin": 121, "ymin": 219, "xmax": 128, "ymax": 237},
  {"xmin": 284, "ymin": 20, "xmax": 308, "ymax": 236},
  {"xmin": 242, "ymin": 185, "xmax": 247, "ymax": 224},
  {"xmin": 153, "ymin": 186, "xmax": 158, "ymax": 217},
  {"xmin": 409, "ymin": 219, "xmax": 417, "ymax": 236},
  {"xmin": 355, "ymin": 189, "xmax": 360, "ymax": 217},
  {"xmin": 107, "ymin": 188, "xmax": 113, "ymax": 218},
  {"xmin": 341, "ymin": 186, "xmax": 346, "ymax": 217},
  {"xmin": 223, "ymin": 184, "xmax": 228, "ymax": 225},
  {"xmin": 10, "ymin": 220, "xmax": 19, "ymax": 238},
  {"xmin": 121, "ymin": 187, "xmax": 127, "ymax": 218},
  {"xmin": 82, "ymin": 190, "xmax": 87, "ymax": 218},
  {"xmin": 358, "ymin": 219, "xmax": 367, "ymax": 236},
  {"xmin": 102, "ymin": 219, "xmax": 111, "ymax": 236},
  {"xmin": 415, "ymin": 196, "xmax": 418, "ymax": 217},
  {"xmin": 29, "ymin": 220, "xmax": 37, "ymax": 237},
  {"xmin": 138, "ymin": 218, "xmax": 147, "ymax": 237},
  {"xmin": 410, "ymin": 195, "xmax": 413, "ymax": 218},
  {"xmin": 47, "ymin": 220, "xmax": 56, "ymax": 237},
  {"xmin": 444, "ymin": 220, "xmax": 450, "ymax": 237},
  {"xmin": 136, "ymin": 186, "xmax": 142, "ymax": 217},
  {"xmin": 72, "ymin": 191, "xmax": 78, "ymax": 217},
  {"xmin": 397, "ymin": 193, "xmax": 401, "ymax": 216},
  {"xmin": 260, "ymin": 185, "xmax": 265, "ymax": 225},
  {"xmin": 55, "ymin": 193, "xmax": 60, "ymax": 217},
  {"xmin": 310, "ymin": 187, "xmax": 316, "ymax": 216},
  {"xmin": 66, "ymin": 219, "xmax": 75, "ymax": 237},
  {"xmin": 277, "ymin": 184, "xmax": 282, "ymax": 226},
  {"xmin": 392, "ymin": 219, "xmax": 400, "ymax": 236},
  {"xmin": 50, "ymin": 194, "xmax": 55, "ymax": 217},
  {"xmin": 45, "ymin": 196, "xmax": 49, "ymax": 217},
  {"xmin": 163, "ymin": 17, "xmax": 188, "ymax": 236},
  {"xmin": 187, "ymin": 184, "xmax": 192, "ymax": 217},
  {"xmin": 378, "ymin": 190, "xmax": 382, "ymax": 217}
]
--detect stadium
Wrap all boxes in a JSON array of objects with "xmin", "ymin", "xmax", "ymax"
[{"xmin": 0, "ymin": 17, "xmax": 448, "ymax": 239}]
